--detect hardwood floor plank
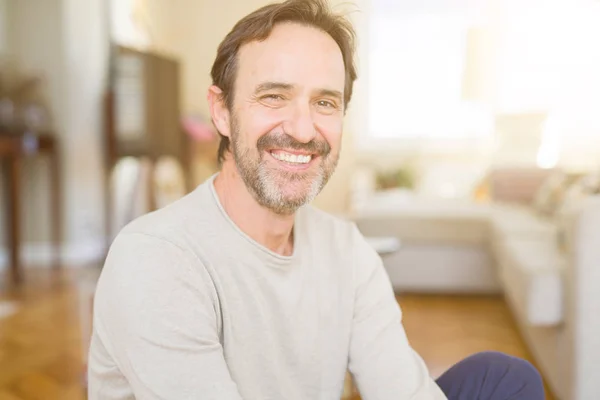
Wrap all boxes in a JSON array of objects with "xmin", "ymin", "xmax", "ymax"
[
  {"xmin": 0, "ymin": 390, "xmax": 25, "ymax": 400},
  {"xmin": 10, "ymin": 372, "xmax": 63, "ymax": 400}
]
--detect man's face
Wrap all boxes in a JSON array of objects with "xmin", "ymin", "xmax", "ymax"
[{"xmin": 228, "ymin": 22, "xmax": 346, "ymax": 215}]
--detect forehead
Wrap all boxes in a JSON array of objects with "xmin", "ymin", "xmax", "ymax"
[{"xmin": 236, "ymin": 22, "xmax": 346, "ymax": 92}]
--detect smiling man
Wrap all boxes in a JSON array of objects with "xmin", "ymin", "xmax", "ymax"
[{"xmin": 88, "ymin": 1, "xmax": 545, "ymax": 399}]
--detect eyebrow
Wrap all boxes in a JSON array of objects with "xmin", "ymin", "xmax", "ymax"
[
  {"xmin": 317, "ymin": 88, "xmax": 343, "ymax": 102},
  {"xmin": 254, "ymin": 81, "xmax": 344, "ymax": 102},
  {"xmin": 254, "ymin": 81, "xmax": 295, "ymax": 93}
]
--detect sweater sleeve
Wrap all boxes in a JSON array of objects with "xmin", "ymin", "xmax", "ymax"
[
  {"xmin": 88, "ymin": 232, "xmax": 243, "ymax": 400},
  {"xmin": 347, "ymin": 225, "xmax": 447, "ymax": 400}
]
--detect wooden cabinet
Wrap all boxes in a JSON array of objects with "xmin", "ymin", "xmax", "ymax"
[
  {"xmin": 106, "ymin": 45, "xmax": 188, "ymax": 167},
  {"xmin": 103, "ymin": 45, "xmax": 191, "ymax": 246}
]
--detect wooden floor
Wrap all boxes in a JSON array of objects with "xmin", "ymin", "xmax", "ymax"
[
  {"xmin": 349, "ymin": 295, "xmax": 555, "ymax": 400},
  {"xmin": 0, "ymin": 269, "xmax": 554, "ymax": 400}
]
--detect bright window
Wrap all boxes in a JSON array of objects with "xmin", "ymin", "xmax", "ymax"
[{"xmin": 367, "ymin": 1, "xmax": 494, "ymax": 141}]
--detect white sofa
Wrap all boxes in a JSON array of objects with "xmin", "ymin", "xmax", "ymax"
[
  {"xmin": 493, "ymin": 196, "xmax": 600, "ymax": 400},
  {"xmin": 353, "ymin": 194, "xmax": 600, "ymax": 400},
  {"xmin": 353, "ymin": 198, "xmax": 499, "ymax": 293}
]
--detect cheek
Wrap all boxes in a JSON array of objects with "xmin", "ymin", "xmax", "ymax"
[
  {"xmin": 316, "ymin": 117, "xmax": 343, "ymax": 153},
  {"xmin": 240, "ymin": 107, "xmax": 287, "ymax": 143}
]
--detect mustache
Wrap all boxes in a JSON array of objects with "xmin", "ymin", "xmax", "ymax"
[{"xmin": 256, "ymin": 132, "xmax": 330, "ymax": 156}]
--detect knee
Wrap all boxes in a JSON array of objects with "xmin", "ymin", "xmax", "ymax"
[
  {"xmin": 469, "ymin": 351, "xmax": 544, "ymax": 389},
  {"xmin": 437, "ymin": 351, "xmax": 545, "ymax": 399},
  {"xmin": 472, "ymin": 352, "xmax": 540, "ymax": 375}
]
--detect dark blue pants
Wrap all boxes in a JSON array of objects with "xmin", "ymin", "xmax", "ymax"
[{"xmin": 435, "ymin": 352, "xmax": 546, "ymax": 400}]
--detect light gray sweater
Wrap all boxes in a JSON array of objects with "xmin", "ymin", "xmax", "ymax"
[{"xmin": 88, "ymin": 175, "xmax": 445, "ymax": 400}]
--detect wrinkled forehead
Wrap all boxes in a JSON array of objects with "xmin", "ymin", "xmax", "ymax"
[{"xmin": 235, "ymin": 22, "xmax": 346, "ymax": 95}]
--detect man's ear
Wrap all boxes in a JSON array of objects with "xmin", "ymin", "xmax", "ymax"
[{"xmin": 207, "ymin": 85, "xmax": 231, "ymax": 137}]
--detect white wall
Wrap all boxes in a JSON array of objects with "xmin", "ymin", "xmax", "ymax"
[
  {"xmin": 1, "ymin": 0, "xmax": 66, "ymax": 268},
  {"xmin": 0, "ymin": 0, "xmax": 108, "ymax": 269},
  {"xmin": 60, "ymin": 0, "xmax": 109, "ymax": 264},
  {"xmin": 0, "ymin": 0, "xmax": 7, "ymax": 54}
]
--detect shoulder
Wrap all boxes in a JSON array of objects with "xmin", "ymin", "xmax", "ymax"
[
  {"xmin": 92, "ymin": 231, "xmax": 220, "ymax": 361},
  {"xmin": 117, "ymin": 180, "xmax": 215, "ymax": 248},
  {"xmin": 99, "ymin": 231, "xmax": 209, "ymax": 300},
  {"xmin": 95, "ymin": 229, "xmax": 218, "ymax": 329},
  {"xmin": 100, "ymin": 180, "xmax": 219, "ymax": 296}
]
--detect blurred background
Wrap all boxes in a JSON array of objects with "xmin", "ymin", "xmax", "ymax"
[{"xmin": 0, "ymin": 0, "xmax": 599, "ymax": 399}]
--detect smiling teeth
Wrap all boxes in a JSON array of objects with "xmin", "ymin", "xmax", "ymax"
[{"xmin": 271, "ymin": 152, "xmax": 312, "ymax": 164}]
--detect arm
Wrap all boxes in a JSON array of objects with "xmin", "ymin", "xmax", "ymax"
[
  {"xmin": 91, "ymin": 232, "xmax": 242, "ymax": 400},
  {"xmin": 347, "ymin": 226, "xmax": 446, "ymax": 400}
]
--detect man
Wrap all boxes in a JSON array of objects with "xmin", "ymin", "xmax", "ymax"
[{"xmin": 88, "ymin": 0, "xmax": 546, "ymax": 399}]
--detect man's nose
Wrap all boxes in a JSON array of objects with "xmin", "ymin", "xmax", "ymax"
[{"xmin": 283, "ymin": 102, "xmax": 317, "ymax": 144}]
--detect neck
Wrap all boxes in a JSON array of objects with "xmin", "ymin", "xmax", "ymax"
[{"xmin": 213, "ymin": 160, "xmax": 296, "ymax": 256}]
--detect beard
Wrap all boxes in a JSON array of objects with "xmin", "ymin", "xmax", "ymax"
[{"xmin": 230, "ymin": 117, "xmax": 339, "ymax": 215}]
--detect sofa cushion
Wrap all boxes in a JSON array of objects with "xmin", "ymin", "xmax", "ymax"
[
  {"xmin": 495, "ymin": 239, "xmax": 565, "ymax": 326},
  {"xmin": 490, "ymin": 205, "xmax": 557, "ymax": 243},
  {"xmin": 488, "ymin": 167, "xmax": 555, "ymax": 204},
  {"xmin": 354, "ymin": 200, "xmax": 490, "ymax": 246}
]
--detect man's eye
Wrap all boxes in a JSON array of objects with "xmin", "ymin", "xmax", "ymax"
[
  {"xmin": 316, "ymin": 100, "xmax": 339, "ymax": 114},
  {"xmin": 263, "ymin": 94, "xmax": 284, "ymax": 102},
  {"xmin": 317, "ymin": 100, "xmax": 335, "ymax": 108}
]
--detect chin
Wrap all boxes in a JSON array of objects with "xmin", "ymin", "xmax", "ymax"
[
  {"xmin": 280, "ymin": 174, "xmax": 323, "ymax": 196},
  {"xmin": 256, "ymin": 181, "xmax": 321, "ymax": 215}
]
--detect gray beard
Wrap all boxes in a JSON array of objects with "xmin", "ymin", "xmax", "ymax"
[{"xmin": 230, "ymin": 123, "xmax": 338, "ymax": 215}]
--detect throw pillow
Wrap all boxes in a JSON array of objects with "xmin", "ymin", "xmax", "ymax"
[
  {"xmin": 555, "ymin": 171, "xmax": 600, "ymax": 253},
  {"xmin": 533, "ymin": 170, "xmax": 571, "ymax": 217}
]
